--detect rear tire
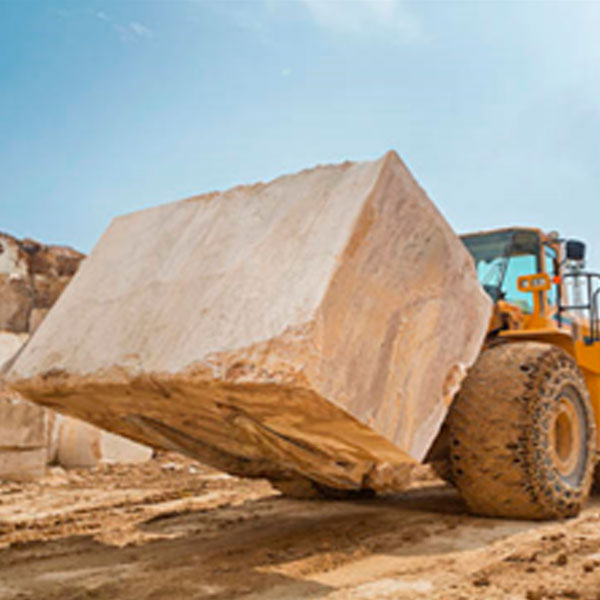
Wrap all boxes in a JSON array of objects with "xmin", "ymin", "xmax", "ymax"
[
  {"xmin": 448, "ymin": 342, "xmax": 595, "ymax": 519},
  {"xmin": 430, "ymin": 459, "xmax": 455, "ymax": 485}
]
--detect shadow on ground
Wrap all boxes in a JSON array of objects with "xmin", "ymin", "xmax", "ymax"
[{"xmin": 0, "ymin": 484, "xmax": 550, "ymax": 600}]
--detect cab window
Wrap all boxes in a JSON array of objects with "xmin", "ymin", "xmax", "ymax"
[
  {"xmin": 462, "ymin": 230, "xmax": 541, "ymax": 314},
  {"xmin": 503, "ymin": 253, "xmax": 538, "ymax": 313},
  {"xmin": 545, "ymin": 246, "xmax": 558, "ymax": 306}
]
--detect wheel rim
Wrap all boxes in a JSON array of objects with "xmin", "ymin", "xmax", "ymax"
[{"xmin": 549, "ymin": 384, "xmax": 586, "ymax": 485}]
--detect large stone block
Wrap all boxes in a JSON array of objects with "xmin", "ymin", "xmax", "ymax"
[
  {"xmin": 0, "ymin": 395, "xmax": 47, "ymax": 448},
  {"xmin": 0, "ymin": 331, "xmax": 48, "ymax": 481},
  {"xmin": 54, "ymin": 416, "xmax": 153, "ymax": 468},
  {"xmin": 0, "ymin": 448, "xmax": 47, "ymax": 481},
  {"xmin": 7, "ymin": 151, "xmax": 491, "ymax": 492}
]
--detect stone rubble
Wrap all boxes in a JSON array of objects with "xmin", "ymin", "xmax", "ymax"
[{"xmin": 0, "ymin": 232, "xmax": 151, "ymax": 481}]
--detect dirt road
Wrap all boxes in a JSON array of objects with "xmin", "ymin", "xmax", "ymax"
[{"xmin": 1, "ymin": 454, "xmax": 600, "ymax": 600}]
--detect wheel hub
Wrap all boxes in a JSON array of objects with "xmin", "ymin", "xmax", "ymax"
[{"xmin": 550, "ymin": 393, "xmax": 582, "ymax": 478}]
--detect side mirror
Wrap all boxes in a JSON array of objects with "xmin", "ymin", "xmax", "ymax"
[{"xmin": 566, "ymin": 240, "xmax": 586, "ymax": 262}]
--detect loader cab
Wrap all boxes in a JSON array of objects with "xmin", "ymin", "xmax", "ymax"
[
  {"xmin": 461, "ymin": 228, "xmax": 600, "ymax": 344},
  {"xmin": 460, "ymin": 228, "xmax": 545, "ymax": 315}
]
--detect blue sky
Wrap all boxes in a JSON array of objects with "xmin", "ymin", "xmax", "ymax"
[{"xmin": 1, "ymin": 0, "xmax": 599, "ymax": 267}]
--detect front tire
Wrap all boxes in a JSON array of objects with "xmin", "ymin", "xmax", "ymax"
[{"xmin": 448, "ymin": 342, "xmax": 596, "ymax": 519}]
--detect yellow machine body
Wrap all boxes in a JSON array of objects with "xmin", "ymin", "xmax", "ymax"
[{"xmin": 461, "ymin": 227, "xmax": 600, "ymax": 446}]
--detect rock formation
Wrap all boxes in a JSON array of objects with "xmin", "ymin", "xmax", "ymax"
[{"xmin": 0, "ymin": 233, "xmax": 84, "ymax": 334}]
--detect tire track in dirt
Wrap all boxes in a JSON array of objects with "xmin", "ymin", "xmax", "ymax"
[{"xmin": 2, "ymin": 456, "xmax": 600, "ymax": 599}]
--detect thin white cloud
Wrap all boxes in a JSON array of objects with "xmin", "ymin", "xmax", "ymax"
[
  {"xmin": 213, "ymin": 1, "xmax": 425, "ymax": 46},
  {"xmin": 129, "ymin": 21, "xmax": 153, "ymax": 38},
  {"xmin": 94, "ymin": 11, "xmax": 153, "ymax": 41},
  {"xmin": 297, "ymin": 0, "xmax": 425, "ymax": 42}
]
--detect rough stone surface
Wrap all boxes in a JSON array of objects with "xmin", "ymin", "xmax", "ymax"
[
  {"xmin": 0, "ymin": 275, "xmax": 32, "ymax": 333},
  {"xmin": 0, "ymin": 236, "xmax": 151, "ymax": 481},
  {"xmin": 28, "ymin": 308, "xmax": 49, "ymax": 333},
  {"xmin": 0, "ymin": 448, "xmax": 47, "ymax": 481},
  {"xmin": 0, "ymin": 234, "xmax": 29, "ymax": 277},
  {"xmin": 0, "ymin": 232, "xmax": 85, "ymax": 333},
  {"xmin": 0, "ymin": 395, "xmax": 46, "ymax": 448},
  {"xmin": 0, "ymin": 334, "xmax": 48, "ymax": 480},
  {"xmin": 32, "ymin": 274, "xmax": 72, "ymax": 309},
  {"xmin": 24, "ymin": 239, "xmax": 83, "ymax": 278},
  {"xmin": 7, "ymin": 151, "xmax": 492, "ymax": 492},
  {"xmin": 0, "ymin": 331, "xmax": 28, "ymax": 370}
]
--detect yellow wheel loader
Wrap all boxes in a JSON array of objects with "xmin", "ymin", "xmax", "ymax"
[
  {"xmin": 5, "ymin": 152, "xmax": 600, "ymax": 520},
  {"xmin": 429, "ymin": 228, "xmax": 600, "ymax": 519}
]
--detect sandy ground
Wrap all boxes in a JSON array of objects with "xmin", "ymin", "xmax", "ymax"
[{"xmin": 1, "ymin": 454, "xmax": 600, "ymax": 600}]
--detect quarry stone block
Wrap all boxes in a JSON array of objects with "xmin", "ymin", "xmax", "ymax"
[
  {"xmin": 7, "ymin": 151, "xmax": 492, "ymax": 492},
  {"xmin": 0, "ymin": 448, "xmax": 47, "ymax": 481},
  {"xmin": 0, "ymin": 332, "xmax": 48, "ymax": 480},
  {"xmin": 0, "ymin": 251, "xmax": 151, "ymax": 480},
  {"xmin": 55, "ymin": 416, "xmax": 153, "ymax": 468},
  {"xmin": 0, "ymin": 395, "xmax": 47, "ymax": 448}
]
